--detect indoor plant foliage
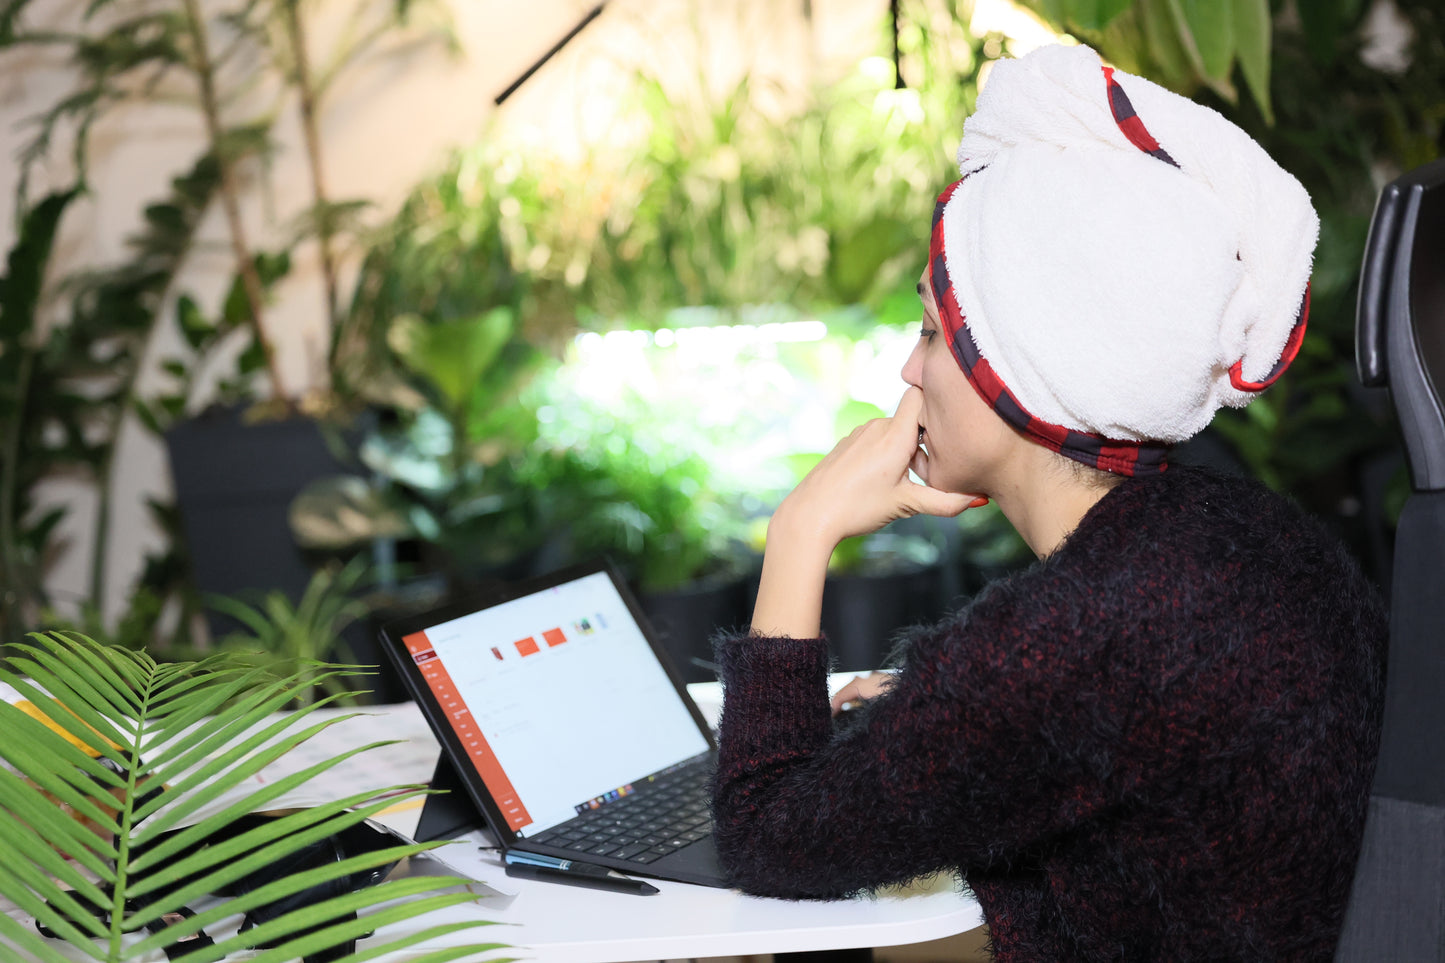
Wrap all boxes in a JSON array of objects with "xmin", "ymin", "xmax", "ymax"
[
  {"xmin": 0, "ymin": 631, "xmax": 506, "ymax": 962},
  {"xmin": 208, "ymin": 557, "xmax": 373, "ymax": 707}
]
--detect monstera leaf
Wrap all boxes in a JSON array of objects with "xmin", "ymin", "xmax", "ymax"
[
  {"xmin": 386, "ymin": 309, "xmax": 515, "ymax": 417},
  {"xmin": 0, "ymin": 632, "xmax": 510, "ymax": 962}
]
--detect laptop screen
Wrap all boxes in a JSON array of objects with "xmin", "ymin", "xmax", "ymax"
[{"xmin": 398, "ymin": 568, "xmax": 711, "ymax": 838}]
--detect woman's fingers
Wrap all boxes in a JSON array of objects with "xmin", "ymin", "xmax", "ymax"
[
  {"xmin": 905, "ymin": 481, "xmax": 981, "ymax": 518},
  {"xmin": 776, "ymin": 387, "xmax": 988, "ymax": 547},
  {"xmin": 830, "ymin": 672, "xmax": 895, "ymax": 714},
  {"xmin": 894, "ymin": 385, "xmax": 925, "ymax": 420},
  {"xmin": 891, "ymin": 387, "xmax": 926, "ymax": 453}
]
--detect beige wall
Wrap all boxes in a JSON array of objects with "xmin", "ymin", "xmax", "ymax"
[{"xmin": 0, "ymin": 0, "xmax": 885, "ymax": 626}]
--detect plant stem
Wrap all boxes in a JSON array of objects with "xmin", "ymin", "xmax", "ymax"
[
  {"xmin": 283, "ymin": 0, "xmax": 341, "ymax": 355},
  {"xmin": 88, "ymin": 345, "xmax": 154, "ymax": 615},
  {"xmin": 180, "ymin": 0, "xmax": 292, "ymax": 404}
]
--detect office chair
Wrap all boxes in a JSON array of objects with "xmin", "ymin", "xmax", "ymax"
[{"xmin": 1334, "ymin": 157, "xmax": 1445, "ymax": 961}]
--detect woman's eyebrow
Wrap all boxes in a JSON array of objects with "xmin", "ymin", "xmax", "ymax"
[{"xmin": 916, "ymin": 280, "xmax": 926, "ymax": 300}]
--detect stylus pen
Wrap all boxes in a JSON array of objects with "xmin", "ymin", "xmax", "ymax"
[{"xmin": 503, "ymin": 854, "xmax": 659, "ymax": 896}]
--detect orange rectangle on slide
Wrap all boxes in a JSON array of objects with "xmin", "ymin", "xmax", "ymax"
[
  {"xmin": 515, "ymin": 636, "xmax": 539, "ymax": 657},
  {"xmin": 543, "ymin": 627, "xmax": 567, "ymax": 648}
]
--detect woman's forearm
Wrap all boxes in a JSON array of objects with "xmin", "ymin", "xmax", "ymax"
[{"xmin": 749, "ymin": 506, "xmax": 836, "ymax": 639}]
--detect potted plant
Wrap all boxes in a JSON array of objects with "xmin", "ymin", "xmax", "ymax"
[
  {"xmin": 145, "ymin": 0, "xmax": 454, "ymax": 636},
  {"xmin": 0, "ymin": 0, "xmax": 454, "ymax": 649},
  {"xmin": 0, "ymin": 630, "xmax": 505, "ymax": 961},
  {"xmin": 290, "ymin": 303, "xmax": 554, "ymax": 595}
]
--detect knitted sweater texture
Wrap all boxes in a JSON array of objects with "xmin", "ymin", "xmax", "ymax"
[{"xmin": 711, "ymin": 466, "xmax": 1385, "ymax": 962}]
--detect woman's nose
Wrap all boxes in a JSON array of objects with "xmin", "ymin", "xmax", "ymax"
[{"xmin": 901, "ymin": 340, "xmax": 924, "ymax": 387}]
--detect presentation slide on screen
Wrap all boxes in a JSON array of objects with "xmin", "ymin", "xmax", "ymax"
[{"xmin": 403, "ymin": 571, "xmax": 708, "ymax": 834}]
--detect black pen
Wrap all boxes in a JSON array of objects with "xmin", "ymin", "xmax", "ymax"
[{"xmin": 503, "ymin": 853, "xmax": 659, "ymax": 895}]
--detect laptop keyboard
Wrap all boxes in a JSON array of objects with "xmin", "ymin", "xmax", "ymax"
[{"xmin": 526, "ymin": 763, "xmax": 712, "ymax": 865}]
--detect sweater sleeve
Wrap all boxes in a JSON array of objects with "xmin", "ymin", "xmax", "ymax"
[{"xmin": 710, "ymin": 578, "xmax": 1124, "ymax": 900}]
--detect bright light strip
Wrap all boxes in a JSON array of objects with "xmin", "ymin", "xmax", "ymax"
[{"xmin": 575, "ymin": 319, "xmax": 828, "ymax": 352}]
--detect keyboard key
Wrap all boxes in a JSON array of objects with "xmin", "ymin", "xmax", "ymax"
[{"xmin": 613, "ymin": 842, "xmax": 650, "ymax": 859}]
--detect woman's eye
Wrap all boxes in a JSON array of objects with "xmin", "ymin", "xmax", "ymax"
[{"xmin": 919, "ymin": 327, "xmax": 938, "ymax": 341}]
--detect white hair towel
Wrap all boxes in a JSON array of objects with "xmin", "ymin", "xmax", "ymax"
[{"xmin": 934, "ymin": 43, "xmax": 1317, "ymax": 451}]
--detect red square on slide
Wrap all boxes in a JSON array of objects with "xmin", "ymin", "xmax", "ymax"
[
  {"xmin": 543, "ymin": 628, "xmax": 567, "ymax": 647},
  {"xmin": 515, "ymin": 637, "xmax": 539, "ymax": 657}
]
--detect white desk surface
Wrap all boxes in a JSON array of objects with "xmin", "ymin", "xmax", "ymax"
[
  {"xmin": 3, "ymin": 680, "xmax": 983, "ymax": 963},
  {"xmin": 377, "ymin": 844, "xmax": 980, "ymax": 963}
]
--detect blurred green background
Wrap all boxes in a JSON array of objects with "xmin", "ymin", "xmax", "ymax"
[{"xmin": 2, "ymin": 0, "xmax": 1440, "ymax": 691}]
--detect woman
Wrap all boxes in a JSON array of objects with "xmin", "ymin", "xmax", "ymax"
[{"xmin": 710, "ymin": 44, "xmax": 1385, "ymax": 961}]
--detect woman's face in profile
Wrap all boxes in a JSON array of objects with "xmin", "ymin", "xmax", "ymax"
[{"xmin": 900, "ymin": 268, "xmax": 1015, "ymax": 495}]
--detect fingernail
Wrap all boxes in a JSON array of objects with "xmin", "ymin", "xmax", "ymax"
[{"xmin": 967, "ymin": 496, "xmax": 990, "ymax": 509}]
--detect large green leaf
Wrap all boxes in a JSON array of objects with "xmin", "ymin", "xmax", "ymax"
[
  {"xmin": 1232, "ymin": 0, "xmax": 1272, "ymax": 124},
  {"xmin": 290, "ymin": 476, "xmax": 414, "ymax": 549},
  {"xmin": 0, "ymin": 189, "xmax": 79, "ymax": 346},
  {"xmin": 387, "ymin": 308, "xmax": 516, "ymax": 415},
  {"xmin": 1064, "ymin": 0, "xmax": 1135, "ymax": 31},
  {"xmin": 0, "ymin": 632, "xmax": 507, "ymax": 961},
  {"xmin": 826, "ymin": 215, "xmax": 914, "ymax": 305},
  {"xmin": 1169, "ymin": 0, "xmax": 1235, "ymax": 87}
]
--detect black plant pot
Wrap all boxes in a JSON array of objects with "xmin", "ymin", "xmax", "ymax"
[
  {"xmin": 820, "ymin": 563, "xmax": 948, "ymax": 672},
  {"xmin": 165, "ymin": 404, "xmax": 364, "ymax": 640},
  {"xmin": 639, "ymin": 576, "xmax": 752, "ymax": 685}
]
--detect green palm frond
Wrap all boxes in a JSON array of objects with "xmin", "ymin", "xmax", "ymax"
[{"xmin": 0, "ymin": 631, "xmax": 511, "ymax": 962}]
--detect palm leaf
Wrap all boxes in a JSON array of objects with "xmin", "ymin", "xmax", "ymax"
[{"xmin": 0, "ymin": 632, "xmax": 507, "ymax": 961}]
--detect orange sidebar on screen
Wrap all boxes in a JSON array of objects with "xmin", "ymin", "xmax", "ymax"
[{"xmin": 402, "ymin": 630, "xmax": 532, "ymax": 831}]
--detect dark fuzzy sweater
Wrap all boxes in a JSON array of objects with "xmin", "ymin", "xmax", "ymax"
[{"xmin": 711, "ymin": 466, "xmax": 1385, "ymax": 962}]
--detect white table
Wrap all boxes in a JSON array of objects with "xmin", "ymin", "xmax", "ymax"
[
  {"xmin": 375, "ymin": 842, "xmax": 980, "ymax": 962},
  {"xmin": 3, "ymin": 681, "xmax": 983, "ymax": 962},
  {"xmin": 365, "ymin": 680, "xmax": 982, "ymax": 961}
]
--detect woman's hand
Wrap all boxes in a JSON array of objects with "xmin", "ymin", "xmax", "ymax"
[
  {"xmin": 774, "ymin": 386, "xmax": 983, "ymax": 548},
  {"xmin": 749, "ymin": 388, "xmax": 986, "ymax": 640},
  {"xmin": 830, "ymin": 672, "xmax": 895, "ymax": 714}
]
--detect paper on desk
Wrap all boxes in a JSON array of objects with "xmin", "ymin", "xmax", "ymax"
[
  {"xmin": 154, "ymin": 702, "xmax": 518, "ymax": 896},
  {"xmin": 150, "ymin": 704, "xmax": 445, "ymax": 827}
]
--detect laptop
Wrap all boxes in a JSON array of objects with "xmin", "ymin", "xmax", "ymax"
[{"xmin": 377, "ymin": 558, "xmax": 727, "ymax": 887}]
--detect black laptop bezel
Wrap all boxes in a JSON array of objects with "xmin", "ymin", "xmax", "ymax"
[{"xmin": 377, "ymin": 557, "xmax": 719, "ymax": 863}]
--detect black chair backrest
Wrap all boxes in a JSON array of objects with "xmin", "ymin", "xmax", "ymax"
[
  {"xmin": 1356, "ymin": 160, "xmax": 1445, "ymax": 490},
  {"xmin": 1335, "ymin": 157, "xmax": 1445, "ymax": 961}
]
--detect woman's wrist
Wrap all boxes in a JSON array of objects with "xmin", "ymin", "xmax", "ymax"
[{"xmin": 767, "ymin": 489, "xmax": 844, "ymax": 553}]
